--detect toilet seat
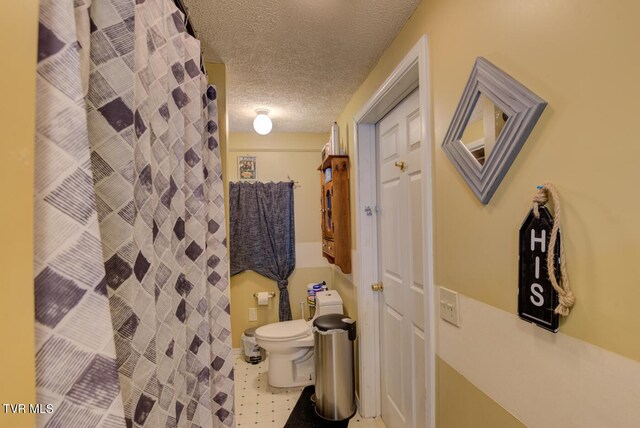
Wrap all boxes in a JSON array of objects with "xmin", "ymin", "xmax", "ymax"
[{"xmin": 255, "ymin": 319, "xmax": 311, "ymax": 342}]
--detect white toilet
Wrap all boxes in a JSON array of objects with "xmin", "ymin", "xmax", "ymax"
[{"xmin": 255, "ymin": 290, "xmax": 344, "ymax": 388}]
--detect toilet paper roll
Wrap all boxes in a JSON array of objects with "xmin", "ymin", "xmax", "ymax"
[{"xmin": 256, "ymin": 292, "xmax": 269, "ymax": 306}]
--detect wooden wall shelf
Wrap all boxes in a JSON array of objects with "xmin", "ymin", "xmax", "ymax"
[{"xmin": 319, "ymin": 155, "xmax": 351, "ymax": 273}]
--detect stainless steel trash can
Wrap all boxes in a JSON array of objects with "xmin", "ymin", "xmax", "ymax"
[
  {"xmin": 241, "ymin": 328, "xmax": 266, "ymax": 364},
  {"xmin": 313, "ymin": 314, "xmax": 357, "ymax": 421}
]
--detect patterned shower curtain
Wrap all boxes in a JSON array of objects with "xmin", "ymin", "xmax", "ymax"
[{"xmin": 34, "ymin": 0, "xmax": 234, "ymax": 427}]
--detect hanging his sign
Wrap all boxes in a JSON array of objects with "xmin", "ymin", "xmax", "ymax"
[{"xmin": 518, "ymin": 183, "xmax": 575, "ymax": 333}]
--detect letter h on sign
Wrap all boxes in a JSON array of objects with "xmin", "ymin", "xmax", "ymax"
[{"xmin": 518, "ymin": 206, "xmax": 560, "ymax": 332}]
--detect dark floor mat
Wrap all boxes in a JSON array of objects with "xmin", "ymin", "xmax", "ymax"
[{"xmin": 283, "ymin": 385, "xmax": 351, "ymax": 428}]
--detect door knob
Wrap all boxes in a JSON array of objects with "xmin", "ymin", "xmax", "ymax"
[
  {"xmin": 371, "ymin": 282, "xmax": 384, "ymax": 292},
  {"xmin": 394, "ymin": 161, "xmax": 407, "ymax": 171}
]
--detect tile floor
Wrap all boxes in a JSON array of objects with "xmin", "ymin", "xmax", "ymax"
[{"xmin": 233, "ymin": 354, "xmax": 385, "ymax": 428}]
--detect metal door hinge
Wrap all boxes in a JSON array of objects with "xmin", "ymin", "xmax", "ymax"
[{"xmin": 364, "ymin": 205, "xmax": 382, "ymax": 216}]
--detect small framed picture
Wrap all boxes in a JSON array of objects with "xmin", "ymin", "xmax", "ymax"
[{"xmin": 238, "ymin": 156, "xmax": 257, "ymax": 181}]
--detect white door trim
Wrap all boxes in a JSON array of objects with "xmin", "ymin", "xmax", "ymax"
[{"xmin": 353, "ymin": 35, "xmax": 435, "ymax": 428}]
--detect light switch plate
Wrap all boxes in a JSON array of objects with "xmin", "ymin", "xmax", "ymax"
[
  {"xmin": 439, "ymin": 287, "xmax": 460, "ymax": 327},
  {"xmin": 248, "ymin": 307, "xmax": 257, "ymax": 322}
]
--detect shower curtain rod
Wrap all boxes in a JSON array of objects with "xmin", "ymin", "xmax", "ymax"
[{"xmin": 172, "ymin": 0, "xmax": 207, "ymax": 74}]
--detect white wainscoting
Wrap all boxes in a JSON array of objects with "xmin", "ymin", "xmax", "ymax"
[
  {"xmin": 295, "ymin": 242, "xmax": 330, "ymax": 269},
  {"xmin": 438, "ymin": 291, "xmax": 640, "ymax": 428}
]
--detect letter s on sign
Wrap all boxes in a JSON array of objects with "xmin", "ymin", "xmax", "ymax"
[{"xmin": 530, "ymin": 283, "xmax": 544, "ymax": 307}]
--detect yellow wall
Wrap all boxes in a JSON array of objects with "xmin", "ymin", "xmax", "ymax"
[
  {"xmin": 437, "ymin": 357, "xmax": 525, "ymax": 428},
  {"xmin": 0, "ymin": 1, "xmax": 38, "ymax": 427},
  {"xmin": 335, "ymin": 0, "xmax": 640, "ymax": 423},
  {"xmin": 329, "ymin": 268, "xmax": 358, "ymax": 321},
  {"xmin": 338, "ymin": 0, "xmax": 640, "ymax": 367},
  {"xmin": 227, "ymin": 132, "xmax": 333, "ymax": 347}
]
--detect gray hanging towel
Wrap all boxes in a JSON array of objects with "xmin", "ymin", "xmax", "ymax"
[{"xmin": 230, "ymin": 181, "xmax": 296, "ymax": 321}]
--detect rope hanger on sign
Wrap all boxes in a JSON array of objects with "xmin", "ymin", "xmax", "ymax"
[{"xmin": 532, "ymin": 183, "xmax": 575, "ymax": 316}]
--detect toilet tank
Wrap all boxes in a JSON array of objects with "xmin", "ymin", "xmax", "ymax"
[{"xmin": 314, "ymin": 291, "xmax": 343, "ymax": 318}]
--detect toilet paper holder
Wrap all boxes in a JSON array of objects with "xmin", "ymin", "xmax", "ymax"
[{"xmin": 253, "ymin": 292, "xmax": 275, "ymax": 299}]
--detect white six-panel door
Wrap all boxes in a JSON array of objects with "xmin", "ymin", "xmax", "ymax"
[{"xmin": 376, "ymin": 89, "xmax": 426, "ymax": 428}]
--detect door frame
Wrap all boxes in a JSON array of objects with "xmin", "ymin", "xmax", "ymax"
[{"xmin": 352, "ymin": 35, "xmax": 435, "ymax": 428}]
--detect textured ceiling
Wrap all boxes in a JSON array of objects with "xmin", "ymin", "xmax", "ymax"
[{"xmin": 183, "ymin": 0, "xmax": 421, "ymax": 132}]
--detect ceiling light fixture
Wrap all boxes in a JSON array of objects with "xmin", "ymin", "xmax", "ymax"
[{"xmin": 253, "ymin": 109, "xmax": 273, "ymax": 135}]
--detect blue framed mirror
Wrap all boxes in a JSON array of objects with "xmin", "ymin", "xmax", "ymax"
[{"xmin": 441, "ymin": 57, "xmax": 547, "ymax": 204}]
